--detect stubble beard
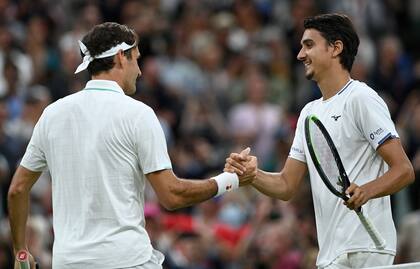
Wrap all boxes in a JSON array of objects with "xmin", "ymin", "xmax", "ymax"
[{"xmin": 305, "ymin": 70, "xmax": 314, "ymax": 80}]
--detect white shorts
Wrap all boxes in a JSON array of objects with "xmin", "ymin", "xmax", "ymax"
[
  {"xmin": 121, "ymin": 249, "xmax": 165, "ymax": 269},
  {"xmin": 320, "ymin": 252, "xmax": 395, "ymax": 269}
]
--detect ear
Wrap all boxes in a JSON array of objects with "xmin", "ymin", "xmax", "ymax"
[
  {"xmin": 332, "ymin": 40, "xmax": 343, "ymax": 58},
  {"xmin": 114, "ymin": 50, "xmax": 125, "ymax": 69}
]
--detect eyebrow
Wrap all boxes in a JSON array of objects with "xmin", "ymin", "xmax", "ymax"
[{"xmin": 301, "ymin": 39, "xmax": 314, "ymax": 45}]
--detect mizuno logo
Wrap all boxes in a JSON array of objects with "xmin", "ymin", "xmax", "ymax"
[{"xmin": 331, "ymin": 115, "xmax": 341, "ymax": 121}]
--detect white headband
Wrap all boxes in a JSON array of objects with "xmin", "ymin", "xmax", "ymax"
[{"xmin": 74, "ymin": 40, "xmax": 136, "ymax": 74}]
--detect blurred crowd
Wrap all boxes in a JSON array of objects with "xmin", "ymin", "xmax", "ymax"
[{"xmin": 0, "ymin": 0, "xmax": 419, "ymax": 268}]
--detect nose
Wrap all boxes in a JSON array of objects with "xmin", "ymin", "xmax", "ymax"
[{"xmin": 297, "ymin": 47, "xmax": 306, "ymax": 61}]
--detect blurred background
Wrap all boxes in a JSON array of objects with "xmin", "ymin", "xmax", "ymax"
[{"xmin": 0, "ymin": 0, "xmax": 419, "ymax": 268}]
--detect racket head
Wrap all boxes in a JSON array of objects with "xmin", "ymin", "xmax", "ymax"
[{"xmin": 304, "ymin": 115, "xmax": 350, "ymax": 199}]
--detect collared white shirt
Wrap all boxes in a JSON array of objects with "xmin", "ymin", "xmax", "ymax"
[
  {"xmin": 289, "ymin": 80, "xmax": 397, "ymax": 267},
  {"xmin": 21, "ymin": 80, "xmax": 171, "ymax": 268}
]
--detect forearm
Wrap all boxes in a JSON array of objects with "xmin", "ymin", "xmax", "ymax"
[
  {"xmin": 170, "ymin": 178, "xmax": 218, "ymax": 209},
  {"xmin": 251, "ymin": 169, "xmax": 293, "ymax": 200},
  {"xmin": 148, "ymin": 169, "xmax": 242, "ymax": 210},
  {"xmin": 148, "ymin": 169, "xmax": 223, "ymax": 210},
  {"xmin": 8, "ymin": 186, "xmax": 31, "ymax": 252},
  {"xmin": 7, "ymin": 166, "xmax": 40, "ymax": 253},
  {"xmin": 363, "ymin": 162, "xmax": 415, "ymax": 199}
]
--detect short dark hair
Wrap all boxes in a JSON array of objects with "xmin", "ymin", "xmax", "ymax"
[
  {"xmin": 303, "ymin": 13, "xmax": 359, "ymax": 72},
  {"xmin": 81, "ymin": 22, "xmax": 138, "ymax": 76}
]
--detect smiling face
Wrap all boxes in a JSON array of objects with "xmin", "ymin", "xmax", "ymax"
[{"xmin": 297, "ymin": 29, "xmax": 335, "ymax": 82}]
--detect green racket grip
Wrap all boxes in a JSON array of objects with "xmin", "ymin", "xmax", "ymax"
[
  {"xmin": 355, "ymin": 210, "xmax": 386, "ymax": 250},
  {"xmin": 19, "ymin": 260, "xmax": 30, "ymax": 269}
]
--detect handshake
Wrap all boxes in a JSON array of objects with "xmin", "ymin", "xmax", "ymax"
[{"xmin": 212, "ymin": 147, "xmax": 258, "ymax": 197}]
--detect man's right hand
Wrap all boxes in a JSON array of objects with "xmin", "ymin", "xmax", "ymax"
[
  {"xmin": 14, "ymin": 250, "xmax": 36, "ymax": 269},
  {"xmin": 224, "ymin": 147, "xmax": 258, "ymax": 186}
]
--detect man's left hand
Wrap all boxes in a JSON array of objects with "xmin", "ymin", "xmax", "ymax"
[{"xmin": 345, "ymin": 183, "xmax": 371, "ymax": 210}]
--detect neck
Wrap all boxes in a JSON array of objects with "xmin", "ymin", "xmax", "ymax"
[
  {"xmin": 317, "ymin": 68, "xmax": 351, "ymax": 100},
  {"xmin": 92, "ymin": 71, "xmax": 125, "ymax": 91}
]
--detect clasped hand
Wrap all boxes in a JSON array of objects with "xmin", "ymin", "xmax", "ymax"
[{"xmin": 224, "ymin": 147, "xmax": 258, "ymax": 186}]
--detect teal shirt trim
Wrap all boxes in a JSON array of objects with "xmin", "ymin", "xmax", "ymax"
[{"xmin": 84, "ymin": 88, "xmax": 121, "ymax": 93}]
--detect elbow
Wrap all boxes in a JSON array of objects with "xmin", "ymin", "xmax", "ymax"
[
  {"xmin": 397, "ymin": 161, "xmax": 415, "ymax": 188},
  {"xmin": 266, "ymin": 187, "xmax": 294, "ymax": 201},
  {"xmin": 7, "ymin": 183, "xmax": 25, "ymax": 203},
  {"xmin": 282, "ymin": 195, "xmax": 293, "ymax": 201},
  {"xmin": 279, "ymin": 192, "xmax": 294, "ymax": 201},
  {"xmin": 159, "ymin": 198, "xmax": 182, "ymax": 211},
  {"xmin": 154, "ymin": 177, "xmax": 190, "ymax": 211},
  {"xmin": 158, "ymin": 189, "xmax": 185, "ymax": 211},
  {"xmin": 276, "ymin": 178, "xmax": 296, "ymax": 201},
  {"xmin": 404, "ymin": 162, "xmax": 415, "ymax": 185}
]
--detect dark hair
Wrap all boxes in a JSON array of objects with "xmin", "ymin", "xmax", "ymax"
[
  {"xmin": 81, "ymin": 22, "xmax": 138, "ymax": 76},
  {"xmin": 303, "ymin": 14, "xmax": 359, "ymax": 71}
]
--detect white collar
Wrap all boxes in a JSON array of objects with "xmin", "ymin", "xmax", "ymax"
[{"xmin": 84, "ymin": 80, "xmax": 125, "ymax": 94}]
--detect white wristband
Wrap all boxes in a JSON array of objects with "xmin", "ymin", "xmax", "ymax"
[{"xmin": 213, "ymin": 172, "xmax": 239, "ymax": 197}]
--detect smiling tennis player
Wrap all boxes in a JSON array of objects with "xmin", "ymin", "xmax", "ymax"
[{"xmin": 225, "ymin": 14, "xmax": 415, "ymax": 269}]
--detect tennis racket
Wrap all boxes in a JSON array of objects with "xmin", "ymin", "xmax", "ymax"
[{"xmin": 304, "ymin": 114, "xmax": 386, "ymax": 250}]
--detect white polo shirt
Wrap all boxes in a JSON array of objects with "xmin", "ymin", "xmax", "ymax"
[
  {"xmin": 21, "ymin": 80, "xmax": 172, "ymax": 269},
  {"xmin": 289, "ymin": 79, "xmax": 397, "ymax": 267}
]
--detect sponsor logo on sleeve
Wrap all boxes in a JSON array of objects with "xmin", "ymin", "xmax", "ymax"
[
  {"xmin": 369, "ymin": 128, "xmax": 384, "ymax": 140},
  {"xmin": 291, "ymin": 146, "xmax": 304, "ymax": 154}
]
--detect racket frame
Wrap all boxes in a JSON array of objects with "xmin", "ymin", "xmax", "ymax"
[
  {"xmin": 304, "ymin": 114, "xmax": 386, "ymax": 250},
  {"xmin": 304, "ymin": 115, "xmax": 350, "ymax": 199}
]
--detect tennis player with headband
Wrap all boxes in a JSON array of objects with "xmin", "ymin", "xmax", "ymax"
[
  {"xmin": 8, "ymin": 22, "xmax": 257, "ymax": 269},
  {"xmin": 225, "ymin": 14, "xmax": 415, "ymax": 269}
]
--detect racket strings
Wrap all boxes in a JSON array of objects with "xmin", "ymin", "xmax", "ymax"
[{"xmin": 309, "ymin": 122, "xmax": 344, "ymax": 192}]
